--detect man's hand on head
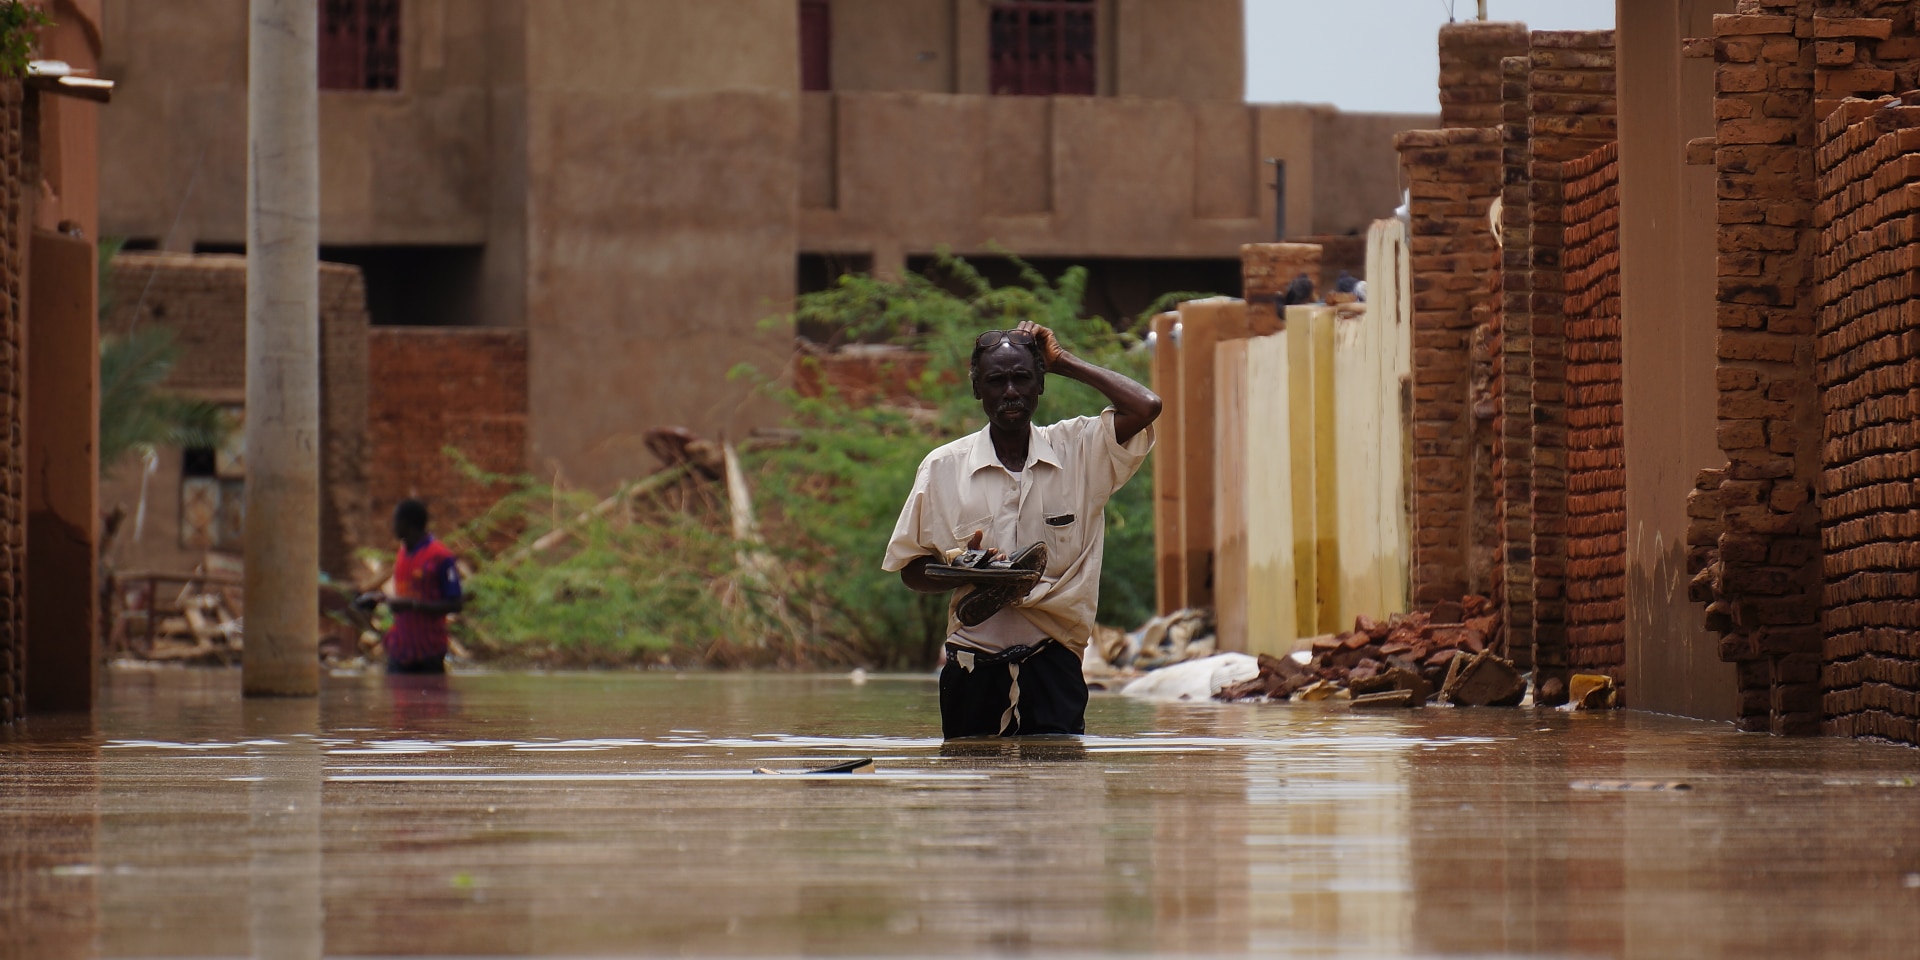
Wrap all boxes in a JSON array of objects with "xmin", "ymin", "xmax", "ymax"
[{"xmin": 1016, "ymin": 320, "xmax": 1069, "ymax": 370}]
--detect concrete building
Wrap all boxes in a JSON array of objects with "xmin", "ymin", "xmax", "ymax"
[{"xmin": 98, "ymin": 0, "xmax": 1433, "ymax": 490}]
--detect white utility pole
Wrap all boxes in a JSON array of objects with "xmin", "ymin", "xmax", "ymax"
[{"xmin": 243, "ymin": 0, "xmax": 320, "ymax": 697}]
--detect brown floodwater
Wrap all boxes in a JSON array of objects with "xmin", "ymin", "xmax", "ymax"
[{"xmin": 3, "ymin": 666, "xmax": 1920, "ymax": 959}]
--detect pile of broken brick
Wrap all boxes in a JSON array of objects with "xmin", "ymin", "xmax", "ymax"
[{"xmin": 1215, "ymin": 595, "xmax": 1620, "ymax": 710}]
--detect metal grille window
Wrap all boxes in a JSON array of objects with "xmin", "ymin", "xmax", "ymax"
[
  {"xmin": 989, "ymin": 0, "xmax": 1095, "ymax": 96},
  {"xmin": 320, "ymin": 0, "xmax": 401, "ymax": 91}
]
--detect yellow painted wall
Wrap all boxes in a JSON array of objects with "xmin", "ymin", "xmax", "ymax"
[{"xmin": 1243, "ymin": 333, "xmax": 1297, "ymax": 656}]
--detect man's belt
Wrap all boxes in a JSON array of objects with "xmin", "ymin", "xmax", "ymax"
[{"xmin": 943, "ymin": 638, "xmax": 1053, "ymax": 672}]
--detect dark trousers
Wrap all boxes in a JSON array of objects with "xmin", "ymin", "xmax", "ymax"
[
  {"xmin": 938, "ymin": 640, "xmax": 1088, "ymax": 739},
  {"xmin": 386, "ymin": 656, "xmax": 445, "ymax": 675}
]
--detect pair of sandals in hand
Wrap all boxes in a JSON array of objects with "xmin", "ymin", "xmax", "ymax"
[{"xmin": 923, "ymin": 539, "xmax": 1048, "ymax": 626}]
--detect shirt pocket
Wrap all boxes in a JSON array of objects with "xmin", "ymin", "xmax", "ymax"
[{"xmin": 1040, "ymin": 512, "xmax": 1081, "ymax": 575}]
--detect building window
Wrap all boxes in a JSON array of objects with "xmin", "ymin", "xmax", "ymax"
[
  {"xmin": 990, "ymin": 0, "xmax": 1095, "ymax": 96},
  {"xmin": 180, "ymin": 406, "xmax": 246, "ymax": 553},
  {"xmin": 800, "ymin": 0, "xmax": 831, "ymax": 91},
  {"xmin": 320, "ymin": 0, "xmax": 401, "ymax": 91}
]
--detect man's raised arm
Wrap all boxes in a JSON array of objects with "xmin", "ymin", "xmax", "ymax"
[{"xmin": 1015, "ymin": 320, "xmax": 1161, "ymax": 445}]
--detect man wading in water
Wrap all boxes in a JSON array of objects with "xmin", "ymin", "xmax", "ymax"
[{"xmin": 884, "ymin": 320, "xmax": 1161, "ymax": 738}]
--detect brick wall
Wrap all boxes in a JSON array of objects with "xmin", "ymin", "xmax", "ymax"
[
  {"xmin": 1813, "ymin": 97, "xmax": 1920, "ymax": 744},
  {"xmin": 1683, "ymin": 3, "xmax": 1920, "ymax": 737},
  {"xmin": 1397, "ymin": 127, "xmax": 1504, "ymax": 606},
  {"xmin": 0, "ymin": 82, "xmax": 23, "ymax": 724},
  {"xmin": 1241, "ymin": 242, "xmax": 1321, "ymax": 335},
  {"xmin": 366, "ymin": 328, "xmax": 528, "ymax": 538},
  {"xmin": 1496, "ymin": 53, "xmax": 1535, "ymax": 669},
  {"xmin": 103, "ymin": 254, "xmax": 371, "ymax": 575},
  {"xmin": 1440, "ymin": 22, "xmax": 1531, "ymax": 129},
  {"xmin": 1559, "ymin": 141, "xmax": 1626, "ymax": 679},
  {"xmin": 1521, "ymin": 31, "xmax": 1619, "ymax": 699}
]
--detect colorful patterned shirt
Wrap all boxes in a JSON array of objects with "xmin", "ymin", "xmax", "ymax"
[{"xmin": 383, "ymin": 536, "xmax": 461, "ymax": 667}]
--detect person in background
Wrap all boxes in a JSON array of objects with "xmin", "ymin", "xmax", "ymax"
[
  {"xmin": 355, "ymin": 498, "xmax": 463, "ymax": 674},
  {"xmin": 885, "ymin": 320, "xmax": 1160, "ymax": 738}
]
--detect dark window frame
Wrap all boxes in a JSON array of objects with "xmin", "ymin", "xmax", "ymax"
[
  {"xmin": 989, "ymin": 0, "xmax": 1096, "ymax": 97},
  {"xmin": 800, "ymin": 0, "xmax": 832, "ymax": 91},
  {"xmin": 320, "ymin": 0, "xmax": 402, "ymax": 92}
]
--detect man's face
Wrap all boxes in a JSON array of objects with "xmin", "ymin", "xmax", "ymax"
[
  {"xmin": 974, "ymin": 344, "xmax": 1044, "ymax": 432},
  {"xmin": 392, "ymin": 510, "xmax": 422, "ymax": 543}
]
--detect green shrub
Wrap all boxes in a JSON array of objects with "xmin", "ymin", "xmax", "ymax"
[{"xmin": 450, "ymin": 253, "xmax": 1201, "ymax": 668}]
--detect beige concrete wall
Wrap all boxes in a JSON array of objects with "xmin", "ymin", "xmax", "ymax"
[
  {"xmin": 843, "ymin": 0, "xmax": 1240, "ymax": 100},
  {"xmin": 97, "ymin": 0, "xmax": 494, "ymax": 248},
  {"xmin": 830, "ymin": 0, "xmax": 955, "ymax": 93},
  {"xmin": 519, "ymin": 1, "xmax": 799, "ymax": 490},
  {"xmin": 1312, "ymin": 111, "xmax": 1431, "ymax": 235},
  {"xmin": 801, "ymin": 91, "xmax": 1428, "ymax": 260},
  {"xmin": 1617, "ymin": 0, "xmax": 1737, "ymax": 720},
  {"xmin": 1113, "ymin": 0, "xmax": 1241, "ymax": 100}
]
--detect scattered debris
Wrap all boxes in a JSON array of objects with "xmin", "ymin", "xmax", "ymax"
[
  {"xmin": 1569, "ymin": 780, "xmax": 1692, "ymax": 792},
  {"xmin": 1351, "ymin": 688, "xmax": 1417, "ymax": 709},
  {"xmin": 1131, "ymin": 608, "xmax": 1216, "ymax": 669},
  {"xmin": 1440, "ymin": 649, "xmax": 1527, "ymax": 707},
  {"xmin": 1119, "ymin": 653, "xmax": 1257, "ymax": 702},
  {"xmin": 106, "ymin": 571, "xmax": 245, "ymax": 664},
  {"xmin": 753, "ymin": 758, "xmax": 875, "ymax": 775},
  {"xmin": 1211, "ymin": 595, "xmax": 1506, "ymax": 706},
  {"xmin": 1568, "ymin": 673, "xmax": 1620, "ymax": 710}
]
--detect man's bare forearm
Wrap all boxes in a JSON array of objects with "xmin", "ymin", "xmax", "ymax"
[
  {"xmin": 1048, "ymin": 352, "xmax": 1161, "ymax": 445},
  {"xmin": 899, "ymin": 556, "xmax": 949, "ymax": 593}
]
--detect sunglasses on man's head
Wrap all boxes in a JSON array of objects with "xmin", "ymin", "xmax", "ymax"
[{"xmin": 974, "ymin": 329, "xmax": 1036, "ymax": 350}]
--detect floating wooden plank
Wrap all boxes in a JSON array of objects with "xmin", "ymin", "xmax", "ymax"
[{"xmin": 1150, "ymin": 312, "xmax": 1184, "ymax": 615}]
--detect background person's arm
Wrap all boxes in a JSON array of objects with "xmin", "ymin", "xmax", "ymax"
[{"xmin": 1017, "ymin": 320, "xmax": 1161, "ymax": 444}]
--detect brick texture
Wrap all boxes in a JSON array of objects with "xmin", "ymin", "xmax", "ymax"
[
  {"xmin": 1688, "ymin": 0, "xmax": 1920, "ymax": 739},
  {"xmin": 1496, "ymin": 53, "xmax": 1536, "ymax": 669},
  {"xmin": 0, "ymin": 83, "xmax": 23, "ymax": 724},
  {"xmin": 1397, "ymin": 127, "xmax": 1504, "ymax": 606},
  {"xmin": 1241, "ymin": 242, "xmax": 1322, "ymax": 335},
  {"xmin": 1558, "ymin": 141, "xmax": 1626, "ymax": 679},
  {"xmin": 367, "ymin": 328, "xmax": 529, "ymax": 538},
  {"xmin": 1812, "ymin": 97, "xmax": 1920, "ymax": 745},
  {"xmin": 103, "ymin": 254, "xmax": 372, "ymax": 576},
  {"xmin": 1441, "ymin": 22, "xmax": 1531, "ymax": 130},
  {"xmin": 1522, "ymin": 31, "xmax": 1619, "ymax": 699}
]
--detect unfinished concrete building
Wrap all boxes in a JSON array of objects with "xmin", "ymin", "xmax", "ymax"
[{"xmin": 96, "ymin": 0, "xmax": 1434, "ymax": 496}]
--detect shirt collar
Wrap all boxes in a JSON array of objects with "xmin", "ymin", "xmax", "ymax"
[
  {"xmin": 966, "ymin": 422, "xmax": 1060, "ymax": 475},
  {"xmin": 403, "ymin": 535, "xmax": 436, "ymax": 557}
]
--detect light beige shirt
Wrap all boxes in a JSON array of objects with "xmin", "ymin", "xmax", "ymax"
[{"xmin": 882, "ymin": 409, "xmax": 1154, "ymax": 656}]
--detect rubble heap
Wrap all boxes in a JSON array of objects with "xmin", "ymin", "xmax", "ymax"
[{"xmin": 1215, "ymin": 595, "xmax": 1532, "ymax": 707}]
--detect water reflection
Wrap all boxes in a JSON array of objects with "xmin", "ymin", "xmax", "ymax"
[{"xmin": 2, "ymin": 670, "xmax": 1919, "ymax": 957}]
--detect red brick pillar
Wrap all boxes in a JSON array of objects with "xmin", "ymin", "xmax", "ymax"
[
  {"xmin": 1703, "ymin": 9, "xmax": 1823, "ymax": 735},
  {"xmin": 1397, "ymin": 127, "xmax": 1505, "ymax": 608},
  {"xmin": 1441, "ymin": 22, "xmax": 1531, "ymax": 130},
  {"xmin": 0, "ymin": 82, "xmax": 22, "ymax": 724},
  {"xmin": 1813, "ymin": 98, "xmax": 1914, "ymax": 743},
  {"xmin": 1526, "ymin": 30, "xmax": 1618, "ymax": 701},
  {"xmin": 1560, "ymin": 142, "xmax": 1626, "ymax": 680},
  {"xmin": 1496, "ymin": 53, "xmax": 1536, "ymax": 669},
  {"xmin": 1240, "ymin": 243, "xmax": 1322, "ymax": 336}
]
